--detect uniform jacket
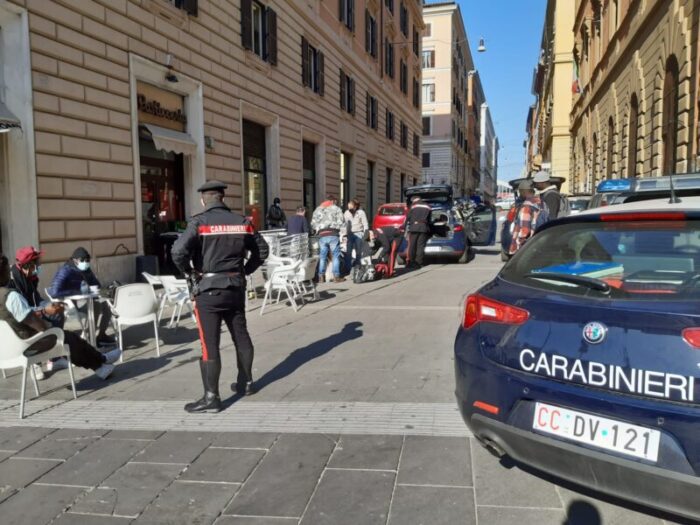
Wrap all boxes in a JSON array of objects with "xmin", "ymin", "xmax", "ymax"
[
  {"xmin": 406, "ymin": 200, "xmax": 432, "ymax": 234},
  {"xmin": 311, "ymin": 201, "xmax": 345, "ymax": 236},
  {"xmin": 171, "ymin": 201, "xmax": 269, "ymax": 292},
  {"xmin": 48, "ymin": 261, "xmax": 100, "ymax": 298}
]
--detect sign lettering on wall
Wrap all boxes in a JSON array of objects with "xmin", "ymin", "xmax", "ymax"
[{"xmin": 137, "ymin": 81, "xmax": 186, "ymax": 132}]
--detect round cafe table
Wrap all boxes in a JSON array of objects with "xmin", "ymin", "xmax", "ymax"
[{"xmin": 65, "ymin": 291, "xmax": 101, "ymax": 347}]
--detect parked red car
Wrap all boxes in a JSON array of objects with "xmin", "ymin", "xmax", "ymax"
[{"xmin": 372, "ymin": 203, "xmax": 408, "ymax": 231}]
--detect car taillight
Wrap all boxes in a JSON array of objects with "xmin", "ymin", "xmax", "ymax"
[
  {"xmin": 462, "ymin": 294, "xmax": 530, "ymax": 329},
  {"xmin": 682, "ymin": 328, "xmax": 700, "ymax": 349},
  {"xmin": 453, "ymin": 224, "xmax": 464, "ymax": 232},
  {"xmin": 600, "ymin": 212, "xmax": 687, "ymax": 221},
  {"xmin": 506, "ymin": 206, "xmax": 517, "ymax": 222}
]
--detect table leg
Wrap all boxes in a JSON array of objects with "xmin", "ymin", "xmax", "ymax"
[{"xmin": 87, "ymin": 296, "xmax": 97, "ymax": 347}]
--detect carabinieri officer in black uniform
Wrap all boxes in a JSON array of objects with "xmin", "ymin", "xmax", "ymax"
[{"xmin": 172, "ymin": 181, "xmax": 268, "ymax": 413}]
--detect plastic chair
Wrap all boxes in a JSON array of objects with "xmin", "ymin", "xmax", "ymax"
[
  {"xmin": 292, "ymin": 257, "xmax": 320, "ymax": 303},
  {"xmin": 158, "ymin": 276, "xmax": 194, "ymax": 328},
  {"xmin": 110, "ymin": 284, "xmax": 160, "ymax": 362},
  {"xmin": 0, "ymin": 322, "xmax": 76, "ymax": 419},
  {"xmin": 260, "ymin": 260, "xmax": 302, "ymax": 315}
]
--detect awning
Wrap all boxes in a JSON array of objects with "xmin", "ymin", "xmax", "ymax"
[
  {"xmin": 0, "ymin": 100, "xmax": 21, "ymax": 131},
  {"xmin": 143, "ymin": 123, "xmax": 196, "ymax": 156}
]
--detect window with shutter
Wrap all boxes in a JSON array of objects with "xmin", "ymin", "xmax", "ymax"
[
  {"xmin": 413, "ymin": 134, "xmax": 419, "ymax": 156},
  {"xmin": 422, "ymin": 117, "xmax": 430, "ymax": 136},
  {"xmin": 412, "ymin": 26, "xmax": 419, "ymax": 55},
  {"xmin": 413, "ymin": 78, "xmax": 419, "ymax": 108},
  {"xmin": 340, "ymin": 0, "xmax": 354, "ymax": 31},
  {"xmin": 366, "ymin": 92, "xmax": 371, "ymax": 127},
  {"xmin": 349, "ymin": 78, "xmax": 355, "ymax": 115},
  {"xmin": 241, "ymin": 0, "xmax": 253, "ymax": 50},
  {"xmin": 182, "ymin": 0, "xmax": 198, "ymax": 16},
  {"xmin": 422, "ymin": 152, "xmax": 430, "ymax": 168},
  {"xmin": 372, "ymin": 98, "xmax": 378, "ymax": 129},
  {"xmin": 365, "ymin": 9, "xmax": 371, "ymax": 53}
]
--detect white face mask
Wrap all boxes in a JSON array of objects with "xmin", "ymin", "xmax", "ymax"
[{"xmin": 76, "ymin": 261, "xmax": 90, "ymax": 271}]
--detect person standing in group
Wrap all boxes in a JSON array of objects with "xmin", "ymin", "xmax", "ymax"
[
  {"xmin": 533, "ymin": 171, "xmax": 567, "ymax": 220},
  {"xmin": 343, "ymin": 199, "xmax": 369, "ymax": 274},
  {"xmin": 405, "ymin": 196, "xmax": 432, "ymax": 269},
  {"xmin": 508, "ymin": 180, "xmax": 544, "ymax": 255},
  {"xmin": 266, "ymin": 197, "xmax": 287, "ymax": 230},
  {"xmin": 311, "ymin": 195, "xmax": 346, "ymax": 283},
  {"xmin": 286, "ymin": 206, "xmax": 310, "ymax": 235},
  {"xmin": 172, "ymin": 181, "xmax": 269, "ymax": 413}
]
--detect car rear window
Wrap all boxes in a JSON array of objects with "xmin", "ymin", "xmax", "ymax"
[
  {"xmin": 378, "ymin": 206, "xmax": 406, "ymax": 216},
  {"xmin": 568, "ymin": 198, "xmax": 590, "ymax": 211},
  {"xmin": 501, "ymin": 219, "xmax": 700, "ymax": 300}
]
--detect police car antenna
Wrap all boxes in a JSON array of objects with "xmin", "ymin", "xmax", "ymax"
[{"xmin": 669, "ymin": 172, "xmax": 681, "ymax": 204}]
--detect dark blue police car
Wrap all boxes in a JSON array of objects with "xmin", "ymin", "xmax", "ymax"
[{"xmin": 455, "ymin": 196, "xmax": 700, "ymax": 520}]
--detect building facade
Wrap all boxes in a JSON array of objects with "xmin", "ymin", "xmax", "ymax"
[
  {"xmin": 526, "ymin": 0, "xmax": 575, "ymax": 192},
  {"xmin": 0, "ymin": 0, "xmax": 423, "ymax": 281},
  {"xmin": 570, "ymin": 0, "xmax": 699, "ymax": 193},
  {"xmin": 479, "ymin": 102, "xmax": 498, "ymax": 202},
  {"xmin": 420, "ymin": 0, "xmax": 475, "ymax": 195}
]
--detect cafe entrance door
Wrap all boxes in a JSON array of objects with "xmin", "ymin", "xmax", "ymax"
[{"xmin": 139, "ymin": 134, "xmax": 185, "ymax": 275}]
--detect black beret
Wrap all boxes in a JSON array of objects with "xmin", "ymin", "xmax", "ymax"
[{"xmin": 197, "ymin": 180, "xmax": 228, "ymax": 192}]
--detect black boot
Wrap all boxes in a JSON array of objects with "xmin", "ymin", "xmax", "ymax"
[
  {"xmin": 185, "ymin": 360, "xmax": 222, "ymax": 413},
  {"xmin": 235, "ymin": 381, "xmax": 257, "ymax": 396}
]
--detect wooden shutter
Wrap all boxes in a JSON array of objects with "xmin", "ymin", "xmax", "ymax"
[
  {"xmin": 348, "ymin": 0, "xmax": 355, "ymax": 32},
  {"xmin": 372, "ymin": 98, "xmax": 378, "ymax": 129},
  {"xmin": 266, "ymin": 8, "xmax": 277, "ymax": 65},
  {"xmin": 339, "ymin": 0, "xmax": 345, "ymax": 22},
  {"xmin": 183, "ymin": 0, "xmax": 198, "ymax": 16},
  {"xmin": 350, "ymin": 78, "xmax": 356, "ymax": 115},
  {"xmin": 365, "ymin": 9, "xmax": 370, "ymax": 52},
  {"xmin": 241, "ymin": 0, "xmax": 252, "ymax": 50},
  {"xmin": 366, "ymin": 92, "xmax": 371, "ymax": 126},
  {"xmin": 340, "ymin": 69, "xmax": 347, "ymax": 110},
  {"xmin": 318, "ymin": 51, "xmax": 325, "ymax": 95},
  {"xmin": 301, "ymin": 37, "xmax": 310, "ymax": 87}
]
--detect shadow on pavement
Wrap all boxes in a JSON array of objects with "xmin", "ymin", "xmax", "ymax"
[
  {"xmin": 221, "ymin": 322, "xmax": 364, "ymax": 406},
  {"xmin": 564, "ymin": 501, "xmax": 601, "ymax": 525},
  {"xmin": 74, "ymin": 347, "xmax": 195, "ymax": 391}
]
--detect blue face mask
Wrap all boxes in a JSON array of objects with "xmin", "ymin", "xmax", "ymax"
[
  {"xmin": 32, "ymin": 265, "xmax": 41, "ymax": 276},
  {"xmin": 76, "ymin": 261, "xmax": 90, "ymax": 271}
]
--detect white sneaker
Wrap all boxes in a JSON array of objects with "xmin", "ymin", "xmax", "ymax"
[
  {"xmin": 102, "ymin": 348, "xmax": 122, "ymax": 364},
  {"xmin": 46, "ymin": 358, "xmax": 69, "ymax": 372},
  {"xmin": 94, "ymin": 364, "xmax": 114, "ymax": 380},
  {"xmin": 31, "ymin": 363, "xmax": 45, "ymax": 381}
]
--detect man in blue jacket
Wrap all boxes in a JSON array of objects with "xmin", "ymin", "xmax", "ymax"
[{"xmin": 48, "ymin": 247, "xmax": 114, "ymax": 347}]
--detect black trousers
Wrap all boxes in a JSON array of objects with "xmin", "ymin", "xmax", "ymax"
[
  {"xmin": 194, "ymin": 287, "xmax": 254, "ymax": 384},
  {"xmin": 408, "ymin": 232, "xmax": 429, "ymax": 266},
  {"xmin": 26, "ymin": 331, "xmax": 104, "ymax": 370}
]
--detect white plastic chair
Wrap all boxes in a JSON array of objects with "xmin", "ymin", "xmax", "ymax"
[
  {"xmin": 0, "ymin": 322, "xmax": 76, "ymax": 419},
  {"xmin": 142, "ymin": 272, "xmax": 165, "ymax": 302},
  {"xmin": 45, "ymin": 289, "xmax": 88, "ymax": 339},
  {"xmin": 292, "ymin": 257, "xmax": 320, "ymax": 303},
  {"xmin": 158, "ymin": 276, "xmax": 194, "ymax": 328},
  {"xmin": 110, "ymin": 284, "xmax": 160, "ymax": 362},
  {"xmin": 260, "ymin": 260, "xmax": 302, "ymax": 315}
]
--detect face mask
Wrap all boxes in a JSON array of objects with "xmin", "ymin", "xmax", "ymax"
[
  {"xmin": 33, "ymin": 265, "xmax": 41, "ymax": 276},
  {"xmin": 77, "ymin": 261, "xmax": 90, "ymax": 271}
]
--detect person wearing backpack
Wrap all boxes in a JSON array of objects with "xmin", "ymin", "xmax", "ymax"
[
  {"xmin": 533, "ymin": 171, "xmax": 569, "ymax": 219},
  {"xmin": 508, "ymin": 180, "xmax": 544, "ymax": 255},
  {"xmin": 266, "ymin": 197, "xmax": 287, "ymax": 229}
]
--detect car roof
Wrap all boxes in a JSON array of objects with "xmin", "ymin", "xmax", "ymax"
[
  {"xmin": 578, "ymin": 195, "xmax": 700, "ymax": 216},
  {"xmin": 378, "ymin": 202, "xmax": 406, "ymax": 208}
]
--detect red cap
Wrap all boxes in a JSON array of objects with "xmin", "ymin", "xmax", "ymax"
[{"xmin": 15, "ymin": 246, "xmax": 43, "ymax": 266}]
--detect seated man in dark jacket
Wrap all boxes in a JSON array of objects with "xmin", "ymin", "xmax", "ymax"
[
  {"xmin": 1, "ymin": 254, "xmax": 120, "ymax": 380},
  {"xmin": 48, "ymin": 247, "xmax": 114, "ymax": 346}
]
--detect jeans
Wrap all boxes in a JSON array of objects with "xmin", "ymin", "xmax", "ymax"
[
  {"xmin": 318, "ymin": 235, "xmax": 341, "ymax": 278},
  {"xmin": 345, "ymin": 233, "xmax": 364, "ymax": 272}
]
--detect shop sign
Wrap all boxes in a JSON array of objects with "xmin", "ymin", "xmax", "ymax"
[{"xmin": 137, "ymin": 81, "xmax": 186, "ymax": 132}]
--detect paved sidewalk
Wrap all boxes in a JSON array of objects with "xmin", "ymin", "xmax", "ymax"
[
  {"xmin": 0, "ymin": 253, "xmax": 690, "ymax": 523},
  {"xmin": 0, "ymin": 427, "xmax": 678, "ymax": 525}
]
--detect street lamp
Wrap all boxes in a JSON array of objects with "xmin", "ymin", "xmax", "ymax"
[{"xmin": 477, "ymin": 38, "xmax": 486, "ymax": 53}]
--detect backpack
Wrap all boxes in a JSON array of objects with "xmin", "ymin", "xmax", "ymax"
[
  {"xmin": 557, "ymin": 193, "xmax": 570, "ymax": 217},
  {"xmin": 268, "ymin": 205, "xmax": 284, "ymax": 222}
]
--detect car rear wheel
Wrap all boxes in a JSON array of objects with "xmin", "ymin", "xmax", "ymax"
[
  {"xmin": 500, "ymin": 249, "xmax": 510, "ymax": 262},
  {"xmin": 459, "ymin": 246, "xmax": 475, "ymax": 264}
]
